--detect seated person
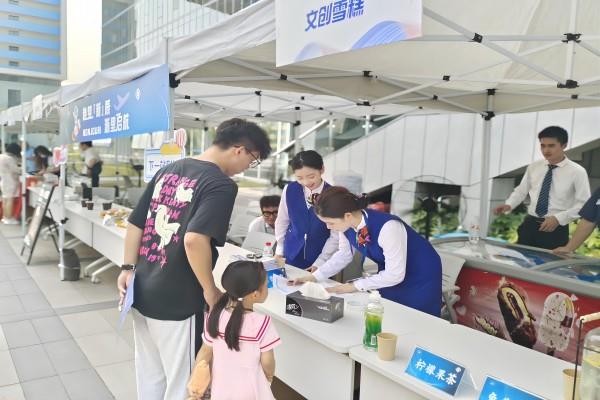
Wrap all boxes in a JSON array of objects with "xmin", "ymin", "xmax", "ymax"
[{"xmin": 248, "ymin": 195, "xmax": 281, "ymax": 235}]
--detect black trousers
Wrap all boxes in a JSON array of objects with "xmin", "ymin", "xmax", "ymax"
[{"xmin": 517, "ymin": 215, "xmax": 569, "ymax": 250}]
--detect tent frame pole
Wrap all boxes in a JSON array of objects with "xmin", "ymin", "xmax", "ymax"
[{"xmin": 479, "ymin": 90, "xmax": 495, "ymax": 237}]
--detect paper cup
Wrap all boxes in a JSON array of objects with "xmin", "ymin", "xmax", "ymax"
[
  {"xmin": 377, "ymin": 332, "xmax": 397, "ymax": 361},
  {"xmin": 562, "ymin": 368, "xmax": 580, "ymax": 400}
]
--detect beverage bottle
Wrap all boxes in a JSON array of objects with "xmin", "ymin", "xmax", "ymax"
[
  {"xmin": 580, "ymin": 325, "xmax": 600, "ymax": 399},
  {"xmin": 262, "ymin": 242, "xmax": 274, "ymax": 258},
  {"xmin": 363, "ymin": 291, "xmax": 384, "ymax": 351}
]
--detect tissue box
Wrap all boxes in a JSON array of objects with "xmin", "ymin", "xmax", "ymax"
[{"xmin": 285, "ymin": 291, "xmax": 344, "ymax": 323}]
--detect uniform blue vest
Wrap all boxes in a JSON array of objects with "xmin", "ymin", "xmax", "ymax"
[
  {"xmin": 344, "ymin": 209, "xmax": 442, "ymax": 316},
  {"xmin": 283, "ymin": 181, "xmax": 331, "ymax": 269}
]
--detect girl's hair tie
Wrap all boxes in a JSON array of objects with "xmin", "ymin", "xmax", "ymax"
[{"xmin": 237, "ymin": 297, "xmax": 243, "ymax": 302}]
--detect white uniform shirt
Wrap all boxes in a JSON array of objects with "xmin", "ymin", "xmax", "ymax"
[
  {"xmin": 82, "ymin": 147, "xmax": 100, "ymax": 175},
  {"xmin": 248, "ymin": 216, "xmax": 275, "ymax": 235},
  {"xmin": 505, "ymin": 157, "xmax": 590, "ymax": 225},
  {"xmin": 312, "ymin": 214, "xmax": 408, "ymax": 291},
  {"xmin": 274, "ymin": 180, "xmax": 339, "ymax": 267}
]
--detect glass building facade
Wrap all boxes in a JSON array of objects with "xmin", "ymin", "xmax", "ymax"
[
  {"xmin": 0, "ymin": 0, "xmax": 64, "ymax": 109},
  {"xmin": 102, "ymin": 0, "xmax": 259, "ymax": 69}
]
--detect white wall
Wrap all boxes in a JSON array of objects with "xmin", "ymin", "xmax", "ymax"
[{"xmin": 322, "ymin": 105, "xmax": 600, "ymax": 229}]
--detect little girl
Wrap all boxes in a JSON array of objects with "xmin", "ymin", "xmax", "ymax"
[{"xmin": 188, "ymin": 260, "xmax": 281, "ymax": 400}]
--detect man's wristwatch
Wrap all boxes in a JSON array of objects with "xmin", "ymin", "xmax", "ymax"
[{"xmin": 120, "ymin": 264, "xmax": 135, "ymax": 271}]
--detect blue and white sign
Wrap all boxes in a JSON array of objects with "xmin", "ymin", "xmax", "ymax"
[
  {"xmin": 405, "ymin": 347, "xmax": 465, "ymax": 396},
  {"xmin": 61, "ymin": 64, "xmax": 170, "ymax": 142},
  {"xmin": 479, "ymin": 377, "xmax": 544, "ymax": 400},
  {"xmin": 143, "ymin": 147, "xmax": 185, "ymax": 183},
  {"xmin": 276, "ymin": 0, "xmax": 422, "ymax": 66}
]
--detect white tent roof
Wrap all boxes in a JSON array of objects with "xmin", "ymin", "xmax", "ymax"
[
  {"xmin": 173, "ymin": 0, "xmax": 600, "ymax": 115},
  {"xmin": 173, "ymin": 82, "xmax": 422, "ymax": 125}
]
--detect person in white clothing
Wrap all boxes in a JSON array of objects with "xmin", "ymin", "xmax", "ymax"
[
  {"xmin": 290, "ymin": 186, "xmax": 442, "ymax": 316},
  {"xmin": 80, "ymin": 141, "xmax": 102, "ymax": 187},
  {"xmin": 274, "ymin": 150, "xmax": 338, "ymax": 270},
  {"xmin": 0, "ymin": 143, "xmax": 22, "ymax": 225},
  {"xmin": 248, "ymin": 195, "xmax": 280, "ymax": 235},
  {"xmin": 494, "ymin": 126, "xmax": 590, "ymax": 250}
]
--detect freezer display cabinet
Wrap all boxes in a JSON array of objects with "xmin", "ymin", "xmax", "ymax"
[{"xmin": 433, "ymin": 237, "xmax": 600, "ymax": 363}]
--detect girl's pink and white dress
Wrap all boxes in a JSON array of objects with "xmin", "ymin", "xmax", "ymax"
[{"xmin": 203, "ymin": 310, "xmax": 281, "ymax": 400}]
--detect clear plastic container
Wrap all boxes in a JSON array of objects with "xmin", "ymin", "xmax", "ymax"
[
  {"xmin": 262, "ymin": 242, "xmax": 273, "ymax": 258},
  {"xmin": 580, "ymin": 325, "xmax": 600, "ymax": 399},
  {"xmin": 363, "ymin": 291, "xmax": 384, "ymax": 351}
]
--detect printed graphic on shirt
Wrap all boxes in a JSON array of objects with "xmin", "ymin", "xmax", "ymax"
[{"xmin": 139, "ymin": 173, "xmax": 197, "ymax": 268}]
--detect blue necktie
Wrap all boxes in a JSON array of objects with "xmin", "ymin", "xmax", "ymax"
[{"xmin": 535, "ymin": 164, "xmax": 558, "ymax": 217}]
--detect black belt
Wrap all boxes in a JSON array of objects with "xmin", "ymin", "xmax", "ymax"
[{"xmin": 525, "ymin": 215, "xmax": 545, "ymax": 222}]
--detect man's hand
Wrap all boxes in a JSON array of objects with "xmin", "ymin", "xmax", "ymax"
[
  {"xmin": 539, "ymin": 216, "xmax": 559, "ymax": 232},
  {"xmin": 117, "ymin": 270, "xmax": 134, "ymax": 307},
  {"xmin": 493, "ymin": 204, "xmax": 512, "ymax": 215},
  {"xmin": 288, "ymin": 274, "xmax": 316, "ymax": 286},
  {"xmin": 203, "ymin": 287, "xmax": 224, "ymax": 309},
  {"xmin": 326, "ymin": 283, "xmax": 357, "ymax": 294},
  {"xmin": 552, "ymin": 246, "xmax": 573, "ymax": 255}
]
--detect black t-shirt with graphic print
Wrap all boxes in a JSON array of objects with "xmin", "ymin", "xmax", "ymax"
[{"xmin": 128, "ymin": 158, "xmax": 237, "ymax": 321}]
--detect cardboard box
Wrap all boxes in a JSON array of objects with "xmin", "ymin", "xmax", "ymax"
[{"xmin": 285, "ymin": 290, "xmax": 344, "ymax": 323}]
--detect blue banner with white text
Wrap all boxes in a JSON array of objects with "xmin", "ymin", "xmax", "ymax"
[{"xmin": 60, "ymin": 64, "xmax": 170, "ymax": 142}]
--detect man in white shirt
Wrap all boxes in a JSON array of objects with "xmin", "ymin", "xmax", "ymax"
[
  {"xmin": 494, "ymin": 126, "xmax": 590, "ymax": 250},
  {"xmin": 80, "ymin": 141, "xmax": 102, "ymax": 187},
  {"xmin": 247, "ymin": 195, "xmax": 280, "ymax": 235}
]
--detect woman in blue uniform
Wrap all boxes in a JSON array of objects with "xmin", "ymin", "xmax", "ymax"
[
  {"xmin": 293, "ymin": 186, "xmax": 442, "ymax": 316},
  {"xmin": 274, "ymin": 150, "xmax": 338, "ymax": 270}
]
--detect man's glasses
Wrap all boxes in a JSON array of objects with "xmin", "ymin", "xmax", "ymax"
[
  {"xmin": 235, "ymin": 146, "xmax": 261, "ymax": 168},
  {"xmin": 262, "ymin": 211, "xmax": 278, "ymax": 217}
]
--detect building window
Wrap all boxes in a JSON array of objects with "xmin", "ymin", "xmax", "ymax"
[
  {"xmin": 8, "ymin": 30, "xmax": 19, "ymax": 36},
  {"xmin": 9, "ymin": 61, "xmax": 19, "ymax": 67},
  {"xmin": 8, "ymin": 46, "xmax": 19, "ymax": 52},
  {"xmin": 7, "ymin": 89, "xmax": 21, "ymax": 107},
  {"xmin": 9, "ymin": 0, "xmax": 19, "ymax": 5},
  {"xmin": 8, "ymin": 15, "xmax": 19, "ymax": 21}
]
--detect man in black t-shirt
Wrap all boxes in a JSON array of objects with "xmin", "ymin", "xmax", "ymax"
[
  {"xmin": 118, "ymin": 118, "xmax": 271, "ymax": 400},
  {"xmin": 553, "ymin": 187, "xmax": 600, "ymax": 254}
]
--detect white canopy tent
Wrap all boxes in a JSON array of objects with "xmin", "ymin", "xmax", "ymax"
[{"xmin": 167, "ymin": 0, "xmax": 600, "ymax": 235}]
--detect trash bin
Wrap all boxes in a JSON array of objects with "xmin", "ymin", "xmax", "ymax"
[{"xmin": 59, "ymin": 248, "xmax": 81, "ymax": 281}]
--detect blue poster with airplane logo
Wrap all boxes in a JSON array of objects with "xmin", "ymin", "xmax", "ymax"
[{"xmin": 61, "ymin": 64, "xmax": 170, "ymax": 142}]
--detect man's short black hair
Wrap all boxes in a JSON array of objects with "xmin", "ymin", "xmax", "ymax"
[
  {"xmin": 5, "ymin": 143, "xmax": 20, "ymax": 157},
  {"xmin": 80, "ymin": 141, "xmax": 93, "ymax": 147},
  {"xmin": 213, "ymin": 118, "xmax": 271, "ymax": 160},
  {"xmin": 259, "ymin": 195, "xmax": 281, "ymax": 210},
  {"xmin": 538, "ymin": 126, "xmax": 568, "ymax": 145}
]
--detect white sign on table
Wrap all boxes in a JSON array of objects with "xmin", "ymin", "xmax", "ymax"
[
  {"xmin": 276, "ymin": 0, "xmax": 422, "ymax": 66},
  {"xmin": 143, "ymin": 147, "xmax": 185, "ymax": 183}
]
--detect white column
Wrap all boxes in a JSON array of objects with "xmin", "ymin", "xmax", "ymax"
[
  {"xmin": 58, "ymin": 161, "xmax": 66, "ymax": 268},
  {"xmin": 1, "ymin": 125, "xmax": 5, "ymax": 153},
  {"xmin": 20, "ymin": 120, "xmax": 26, "ymax": 236},
  {"xmin": 479, "ymin": 91, "xmax": 495, "ymax": 236}
]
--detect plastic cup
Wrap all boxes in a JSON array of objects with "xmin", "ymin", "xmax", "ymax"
[
  {"xmin": 102, "ymin": 202, "xmax": 112, "ymax": 211},
  {"xmin": 377, "ymin": 332, "xmax": 398, "ymax": 361},
  {"xmin": 86, "ymin": 201, "xmax": 94, "ymax": 211},
  {"xmin": 562, "ymin": 369, "xmax": 580, "ymax": 400},
  {"xmin": 80, "ymin": 200, "xmax": 87, "ymax": 208}
]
